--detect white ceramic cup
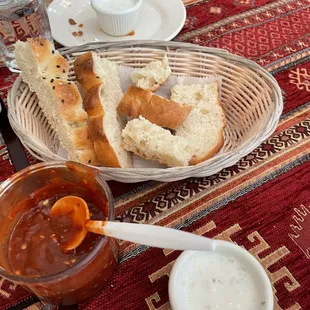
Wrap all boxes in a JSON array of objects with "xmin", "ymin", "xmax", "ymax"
[
  {"xmin": 168, "ymin": 241, "xmax": 274, "ymax": 310},
  {"xmin": 91, "ymin": 0, "xmax": 142, "ymax": 37}
]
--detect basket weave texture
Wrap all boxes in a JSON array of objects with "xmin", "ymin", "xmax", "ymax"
[{"xmin": 7, "ymin": 41, "xmax": 283, "ymax": 182}]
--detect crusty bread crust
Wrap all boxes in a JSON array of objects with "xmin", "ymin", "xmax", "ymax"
[
  {"xmin": 27, "ymin": 38, "xmax": 54, "ymax": 69},
  {"xmin": 189, "ymin": 97, "xmax": 226, "ymax": 165},
  {"xmin": 189, "ymin": 128, "xmax": 224, "ymax": 165},
  {"xmin": 84, "ymin": 83, "xmax": 124, "ymax": 168},
  {"xmin": 84, "ymin": 83, "xmax": 105, "ymax": 116},
  {"xmin": 53, "ymin": 80, "xmax": 88, "ymax": 123},
  {"xmin": 74, "ymin": 52, "xmax": 104, "ymax": 93},
  {"xmin": 44, "ymin": 54, "xmax": 69, "ymax": 79},
  {"xmin": 88, "ymin": 115, "xmax": 121, "ymax": 168},
  {"xmin": 141, "ymin": 95, "xmax": 192, "ymax": 129},
  {"xmin": 71, "ymin": 125, "xmax": 95, "ymax": 150},
  {"xmin": 117, "ymin": 85, "xmax": 152, "ymax": 118},
  {"xmin": 117, "ymin": 85, "xmax": 192, "ymax": 129}
]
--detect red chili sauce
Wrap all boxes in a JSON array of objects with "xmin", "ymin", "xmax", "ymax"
[{"xmin": 8, "ymin": 183, "xmax": 107, "ymax": 277}]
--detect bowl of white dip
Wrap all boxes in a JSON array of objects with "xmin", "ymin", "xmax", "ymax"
[
  {"xmin": 169, "ymin": 240, "xmax": 273, "ymax": 310},
  {"xmin": 91, "ymin": 0, "xmax": 142, "ymax": 36}
]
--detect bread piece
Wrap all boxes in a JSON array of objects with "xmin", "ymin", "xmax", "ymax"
[
  {"xmin": 117, "ymin": 85, "xmax": 153, "ymax": 119},
  {"xmin": 76, "ymin": 51, "xmax": 132, "ymax": 168},
  {"xmin": 140, "ymin": 95, "xmax": 192, "ymax": 129},
  {"xmin": 84, "ymin": 81, "xmax": 132, "ymax": 168},
  {"xmin": 122, "ymin": 116, "xmax": 192, "ymax": 167},
  {"xmin": 44, "ymin": 54, "xmax": 70, "ymax": 79},
  {"xmin": 84, "ymin": 83, "xmax": 105, "ymax": 117},
  {"xmin": 171, "ymin": 82, "xmax": 226, "ymax": 165},
  {"xmin": 131, "ymin": 55, "xmax": 171, "ymax": 91},
  {"xmin": 74, "ymin": 52, "xmax": 105, "ymax": 93},
  {"xmin": 15, "ymin": 39, "xmax": 99, "ymax": 165},
  {"xmin": 16, "ymin": 38, "xmax": 55, "ymax": 75},
  {"xmin": 117, "ymin": 86, "xmax": 192, "ymax": 129}
]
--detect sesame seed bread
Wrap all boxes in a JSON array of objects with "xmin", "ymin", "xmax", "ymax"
[
  {"xmin": 15, "ymin": 38, "xmax": 99, "ymax": 165},
  {"xmin": 171, "ymin": 82, "xmax": 226, "ymax": 165},
  {"xmin": 117, "ymin": 85, "xmax": 192, "ymax": 129},
  {"xmin": 122, "ymin": 116, "xmax": 192, "ymax": 167},
  {"xmin": 131, "ymin": 55, "xmax": 172, "ymax": 91}
]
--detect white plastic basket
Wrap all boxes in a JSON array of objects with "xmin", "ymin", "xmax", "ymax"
[{"xmin": 7, "ymin": 41, "xmax": 283, "ymax": 183}]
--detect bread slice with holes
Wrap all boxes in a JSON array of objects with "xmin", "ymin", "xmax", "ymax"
[
  {"xmin": 83, "ymin": 61, "xmax": 132, "ymax": 168},
  {"xmin": 130, "ymin": 55, "xmax": 172, "ymax": 91},
  {"xmin": 122, "ymin": 116, "xmax": 192, "ymax": 167},
  {"xmin": 15, "ymin": 38, "xmax": 99, "ymax": 165},
  {"xmin": 171, "ymin": 82, "xmax": 226, "ymax": 165}
]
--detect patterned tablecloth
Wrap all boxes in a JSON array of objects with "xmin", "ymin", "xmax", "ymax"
[{"xmin": 1, "ymin": 0, "xmax": 310, "ymax": 309}]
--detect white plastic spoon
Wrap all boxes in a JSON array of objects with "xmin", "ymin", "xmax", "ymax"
[
  {"xmin": 49, "ymin": 195, "xmax": 216, "ymax": 252},
  {"xmin": 86, "ymin": 220, "xmax": 216, "ymax": 251}
]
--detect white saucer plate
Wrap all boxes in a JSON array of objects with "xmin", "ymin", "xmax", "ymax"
[{"xmin": 47, "ymin": 0, "xmax": 186, "ymax": 47}]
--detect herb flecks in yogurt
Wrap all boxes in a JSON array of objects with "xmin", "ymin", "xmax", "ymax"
[{"xmin": 181, "ymin": 252, "xmax": 266, "ymax": 310}]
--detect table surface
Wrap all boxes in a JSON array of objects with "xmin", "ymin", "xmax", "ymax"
[{"xmin": 1, "ymin": 0, "xmax": 310, "ymax": 309}]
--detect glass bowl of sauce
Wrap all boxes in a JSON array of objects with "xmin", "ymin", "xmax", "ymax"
[{"xmin": 0, "ymin": 161, "xmax": 119, "ymax": 305}]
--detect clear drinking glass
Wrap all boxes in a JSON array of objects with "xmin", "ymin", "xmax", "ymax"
[{"xmin": 0, "ymin": 0, "xmax": 53, "ymax": 72}]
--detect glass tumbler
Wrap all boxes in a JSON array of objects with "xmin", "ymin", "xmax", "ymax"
[
  {"xmin": 0, "ymin": 161, "xmax": 119, "ymax": 305},
  {"xmin": 0, "ymin": 0, "xmax": 53, "ymax": 72}
]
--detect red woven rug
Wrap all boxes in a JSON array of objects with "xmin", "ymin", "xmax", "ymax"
[{"xmin": 1, "ymin": 0, "xmax": 310, "ymax": 309}]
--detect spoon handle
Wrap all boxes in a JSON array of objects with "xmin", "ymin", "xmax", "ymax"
[{"xmin": 86, "ymin": 221, "xmax": 216, "ymax": 251}]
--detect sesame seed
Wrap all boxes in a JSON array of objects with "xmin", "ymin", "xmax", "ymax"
[
  {"xmin": 61, "ymin": 99, "xmax": 65, "ymax": 103},
  {"xmin": 63, "ymin": 69, "xmax": 66, "ymax": 73},
  {"xmin": 56, "ymin": 77, "xmax": 60, "ymax": 79},
  {"xmin": 56, "ymin": 65, "xmax": 61, "ymax": 68},
  {"xmin": 52, "ymin": 50, "xmax": 55, "ymax": 54},
  {"xmin": 42, "ymin": 199, "xmax": 49, "ymax": 206},
  {"xmin": 21, "ymin": 243, "xmax": 27, "ymax": 250},
  {"xmin": 88, "ymin": 159, "xmax": 91, "ymax": 164},
  {"xmin": 96, "ymin": 76, "xmax": 100, "ymax": 79},
  {"xmin": 42, "ymin": 77, "xmax": 46, "ymax": 79},
  {"xmin": 50, "ymin": 79, "xmax": 54, "ymax": 83},
  {"xmin": 52, "ymin": 86, "xmax": 55, "ymax": 90}
]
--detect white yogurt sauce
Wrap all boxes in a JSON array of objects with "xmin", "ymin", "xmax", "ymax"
[
  {"xmin": 93, "ymin": 0, "xmax": 138, "ymax": 12},
  {"xmin": 180, "ymin": 251, "xmax": 267, "ymax": 310}
]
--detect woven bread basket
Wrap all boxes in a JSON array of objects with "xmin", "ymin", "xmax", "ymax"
[{"xmin": 7, "ymin": 41, "xmax": 283, "ymax": 183}]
